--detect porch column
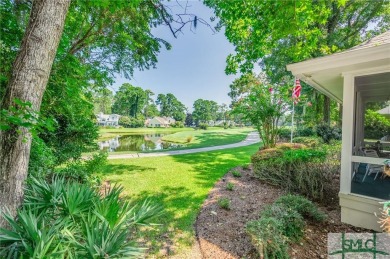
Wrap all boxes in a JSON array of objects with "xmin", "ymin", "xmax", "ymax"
[{"xmin": 340, "ymin": 74, "xmax": 355, "ymax": 194}]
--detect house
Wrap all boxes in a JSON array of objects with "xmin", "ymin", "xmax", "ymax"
[
  {"xmin": 96, "ymin": 112, "xmax": 120, "ymax": 126},
  {"xmin": 287, "ymin": 31, "xmax": 390, "ymax": 231},
  {"xmin": 145, "ymin": 116, "xmax": 176, "ymax": 128}
]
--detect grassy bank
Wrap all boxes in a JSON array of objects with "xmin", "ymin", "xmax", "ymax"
[
  {"xmin": 161, "ymin": 127, "xmax": 253, "ymax": 149},
  {"xmin": 99, "ymin": 144, "xmax": 260, "ymax": 256}
]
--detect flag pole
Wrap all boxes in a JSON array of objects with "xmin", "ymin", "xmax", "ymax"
[
  {"xmin": 291, "ymin": 96, "xmax": 294, "ymax": 143},
  {"xmin": 290, "ymin": 77, "xmax": 296, "ymax": 143}
]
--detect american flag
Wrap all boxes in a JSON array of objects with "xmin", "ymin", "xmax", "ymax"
[{"xmin": 292, "ymin": 79, "xmax": 302, "ymax": 102}]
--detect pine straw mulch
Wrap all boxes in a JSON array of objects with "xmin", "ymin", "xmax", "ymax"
[{"xmin": 195, "ymin": 166, "xmax": 373, "ymax": 259}]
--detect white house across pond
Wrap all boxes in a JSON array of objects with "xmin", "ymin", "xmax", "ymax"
[
  {"xmin": 145, "ymin": 117, "xmax": 176, "ymax": 127},
  {"xmin": 96, "ymin": 113, "xmax": 120, "ymax": 126}
]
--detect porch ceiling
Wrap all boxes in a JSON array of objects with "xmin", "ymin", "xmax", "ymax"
[{"xmin": 286, "ymin": 38, "xmax": 390, "ymax": 104}]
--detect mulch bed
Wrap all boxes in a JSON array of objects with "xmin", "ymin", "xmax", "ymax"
[{"xmin": 195, "ymin": 166, "xmax": 371, "ymax": 259}]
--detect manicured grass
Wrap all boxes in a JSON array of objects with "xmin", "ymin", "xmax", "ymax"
[
  {"xmin": 161, "ymin": 127, "xmax": 253, "ymax": 149},
  {"xmin": 99, "ymin": 144, "xmax": 260, "ymax": 255}
]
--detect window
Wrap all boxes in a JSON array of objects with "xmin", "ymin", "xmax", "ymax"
[{"xmin": 351, "ymin": 73, "xmax": 390, "ymax": 200}]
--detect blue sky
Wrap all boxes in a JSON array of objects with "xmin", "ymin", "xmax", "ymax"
[{"xmin": 112, "ymin": 1, "xmax": 236, "ymax": 110}]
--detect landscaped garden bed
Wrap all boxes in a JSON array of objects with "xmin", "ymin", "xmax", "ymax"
[{"xmin": 195, "ymin": 166, "xmax": 371, "ymax": 259}]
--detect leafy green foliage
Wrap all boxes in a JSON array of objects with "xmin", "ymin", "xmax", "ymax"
[
  {"xmin": 192, "ymin": 99, "xmax": 219, "ymax": 124},
  {"xmin": 205, "ymin": 0, "xmax": 389, "ymax": 80},
  {"xmin": 364, "ymin": 109, "xmax": 390, "ymax": 139},
  {"xmin": 229, "ymin": 73, "xmax": 289, "ymax": 148},
  {"xmin": 198, "ymin": 123, "xmax": 208, "ymax": 130},
  {"xmin": 246, "ymin": 217, "xmax": 289, "ymax": 259},
  {"xmin": 274, "ymin": 194, "xmax": 326, "ymax": 222},
  {"xmin": 251, "ymin": 144, "xmax": 337, "ymax": 202},
  {"xmin": 292, "ymin": 136, "xmax": 323, "ymax": 148},
  {"xmin": 156, "ymin": 93, "xmax": 186, "ymax": 122},
  {"xmin": 112, "ymin": 83, "xmax": 149, "ymax": 118},
  {"xmin": 218, "ymin": 197, "xmax": 231, "ymax": 210},
  {"xmin": 247, "ymin": 194, "xmax": 325, "ymax": 258},
  {"xmin": 0, "ymin": 177, "xmax": 162, "ymax": 258},
  {"xmin": 1, "ymin": 0, "xmax": 179, "ymax": 174},
  {"xmin": 316, "ymin": 124, "xmax": 341, "ymax": 143},
  {"xmin": 55, "ymin": 152, "xmax": 107, "ymax": 184},
  {"xmin": 260, "ymin": 204, "xmax": 305, "ymax": 242}
]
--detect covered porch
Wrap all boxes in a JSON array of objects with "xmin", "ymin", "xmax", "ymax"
[{"xmin": 287, "ymin": 31, "xmax": 390, "ymax": 231}]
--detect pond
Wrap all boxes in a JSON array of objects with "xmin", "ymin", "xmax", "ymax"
[{"xmin": 98, "ymin": 133, "xmax": 186, "ymax": 152}]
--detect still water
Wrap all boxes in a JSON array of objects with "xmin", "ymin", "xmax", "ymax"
[{"xmin": 98, "ymin": 133, "xmax": 185, "ymax": 152}]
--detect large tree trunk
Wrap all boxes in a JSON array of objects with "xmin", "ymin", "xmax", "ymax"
[{"xmin": 0, "ymin": 0, "xmax": 70, "ymax": 228}]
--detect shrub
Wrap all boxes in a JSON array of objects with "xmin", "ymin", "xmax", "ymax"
[
  {"xmin": 218, "ymin": 197, "xmax": 231, "ymax": 210},
  {"xmin": 0, "ymin": 177, "xmax": 162, "ymax": 258},
  {"xmin": 246, "ymin": 194, "xmax": 324, "ymax": 258},
  {"xmin": 226, "ymin": 182, "xmax": 234, "ymax": 191},
  {"xmin": 198, "ymin": 123, "xmax": 208, "ymax": 130},
  {"xmin": 172, "ymin": 121, "xmax": 184, "ymax": 128},
  {"xmin": 364, "ymin": 110, "xmax": 390, "ymax": 139},
  {"xmin": 246, "ymin": 217, "xmax": 289, "ymax": 259},
  {"xmin": 297, "ymin": 126, "xmax": 315, "ymax": 137},
  {"xmin": 242, "ymin": 164, "xmax": 250, "ymax": 170},
  {"xmin": 260, "ymin": 204, "xmax": 305, "ymax": 241},
  {"xmin": 316, "ymin": 124, "xmax": 341, "ymax": 144},
  {"xmin": 119, "ymin": 115, "xmax": 131, "ymax": 127},
  {"xmin": 232, "ymin": 170, "xmax": 242, "ymax": 177},
  {"xmin": 278, "ymin": 127, "xmax": 291, "ymax": 140},
  {"xmin": 55, "ymin": 151, "xmax": 107, "ymax": 184},
  {"xmin": 274, "ymin": 194, "xmax": 326, "ymax": 222},
  {"xmin": 293, "ymin": 136, "xmax": 323, "ymax": 148},
  {"xmin": 28, "ymin": 136, "xmax": 56, "ymax": 178},
  {"xmin": 251, "ymin": 145, "xmax": 337, "ymax": 202},
  {"xmin": 186, "ymin": 136, "xmax": 193, "ymax": 143}
]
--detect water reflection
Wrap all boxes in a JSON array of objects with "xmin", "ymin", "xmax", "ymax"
[{"xmin": 98, "ymin": 133, "xmax": 185, "ymax": 152}]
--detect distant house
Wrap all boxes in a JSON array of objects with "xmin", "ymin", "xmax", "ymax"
[
  {"xmin": 96, "ymin": 112, "xmax": 120, "ymax": 126},
  {"xmin": 377, "ymin": 105, "xmax": 390, "ymax": 118},
  {"xmin": 145, "ymin": 116, "xmax": 176, "ymax": 128}
]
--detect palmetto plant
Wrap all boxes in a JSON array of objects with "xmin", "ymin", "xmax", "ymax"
[{"xmin": 0, "ymin": 177, "xmax": 162, "ymax": 258}]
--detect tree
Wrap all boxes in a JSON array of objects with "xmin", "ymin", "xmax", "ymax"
[
  {"xmin": 143, "ymin": 89, "xmax": 159, "ymax": 118},
  {"xmin": 205, "ymin": 0, "xmax": 390, "ymax": 124},
  {"xmin": 0, "ymin": 0, "xmax": 71, "ymax": 227},
  {"xmin": 192, "ymin": 99, "xmax": 218, "ymax": 125},
  {"xmin": 93, "ymin": 88, "xmax": 113, "ymax": 114},
  {"xmin": 156, "ymin": 93, "xmax": 186, "ymax": 121},
  {"xmin": 112, "ymin": 83, "xmax": 148, "ymax": 118},
  {"xmin": 229, "ymin": 74, "xmax": 289, "ymax": 148},
  {"xmin": 185, "ymin": 113, "xmax": 194, "ymax": 127}
]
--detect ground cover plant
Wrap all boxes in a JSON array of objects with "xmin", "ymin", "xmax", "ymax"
[
  {"xmin": 98, "ymin": 144, "xmax": 259, "ymax": 255},
  {"xmin": 246, "ymin": 194, "xmax": 326, "ymax": 258},
  {"xmin": 0, "ymin": 177, "xmax": 161, "ymax": 258},
  {"xmin": 218, "ymin": 197, "xmax": 231, "ymax": 210}
]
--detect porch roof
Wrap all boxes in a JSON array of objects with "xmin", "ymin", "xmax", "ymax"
[{"xmin": 286, "ymin": 31, "xmax": 390, "ymax": 103}]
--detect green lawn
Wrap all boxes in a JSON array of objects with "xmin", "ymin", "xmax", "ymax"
[
  {"xmin": 161, "ymin": 127, "xmax": 253, "ymax": 149},
  {"xmin": 99, "ymin": 144, "xmax": 260, "ymax": 256}
]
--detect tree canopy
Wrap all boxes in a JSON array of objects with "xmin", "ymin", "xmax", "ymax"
[
  {"xmin": 156, "ymin": 93, "xmax": 186, "ymax": 121},
  {"xmin": 205, "ymin": 0, "xmax": 390, "ymax": 83},
  {"xmin": 192, "ymin": 99, "xmax": 219, "ymax": 124}
]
